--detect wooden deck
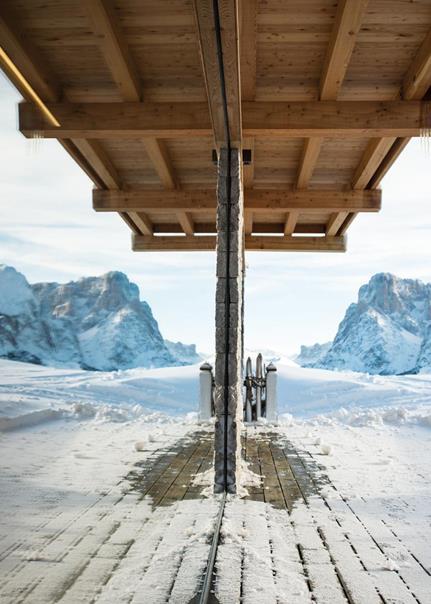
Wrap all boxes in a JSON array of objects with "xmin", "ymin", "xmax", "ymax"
[{"xmin": 1, "ymin": 426, "xmax": 430, "ymax": 603}]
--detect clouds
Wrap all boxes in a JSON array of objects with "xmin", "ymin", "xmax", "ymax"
[{"xmin": 1, "ymin": 71, "xmax": 431, "ymax": 353}]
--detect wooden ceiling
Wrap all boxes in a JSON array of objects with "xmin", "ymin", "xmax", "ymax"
[{"xmin": 1, "ymin": 0, "xmax": 431, "ymax": 252}]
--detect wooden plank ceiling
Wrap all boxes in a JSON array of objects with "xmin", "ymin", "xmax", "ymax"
[{"xmin": 1, "ymin": 0, "xmax": 431, "ymax": 252}]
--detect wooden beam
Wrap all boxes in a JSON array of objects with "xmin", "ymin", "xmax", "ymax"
[
  {"xmin": 403, "ymin": 29, "xmax": 431, "ymax": 101},
  {"xmin": 337, "ymin": 212, "xmax": 357, "ymax": 235},
  {"xmin": 239, "ymin": 0, "xmax": 257, "ymax": 102},
  {"xmin": 72, "ymin": 139, "xmax": 121, "ymax": 189},
  {"xmin": 297, "ymin": 0, "xmax": 368, "ymax": 188},
  {"xmin": 132, "ymin": 234, "xmax": 346, "ymax": 252},
  {"xmin": 244, "ymin": 211, "xmax": 253, "ymax": 235},
  {"xmin": 84, "ymin": 0, "xmax": 141, "ymax": 102},
  {"xmin": 177, "ymin": 212, "xmax": 194, "ymax": 235},
  {"xmin": 152, "ymin": 222, "xmax": 326, "ymax": 235},
  {"xmin": 320, "ymin": 0, "xmax": 369, "ymax": 101},
  {"xmin": 246, "ymin": 235, "xmax": 346, "ymax": 252},
  {"xmin": 296, "ymin": 138, "xmax": 323, "ymax": 189},
  {"xmin": 326, "ymin": 211, "xmax": 349, "ymax": 236},
  {"xmin": 128, "ymin": 212, "xmax": 153, "ymax": 235},
  {"xmin": 193, "ymin": 0, "xmax": 241, "ymax": 147},
  {"xmin": 133, "ymin": 235, "xmax": 216, "ymax": 252},
  {"xmin": 58, "ymin": 139, "xmax": 106, "ymax": 189},
  {"xmin": 143, "ymin": 138, "xmax": 177, "ymax": 189},
  {"xmin": 368, "ymin": 138, "xmax": 410, "ymax": 189},
  {"xmin": 352, "ymin": 27, "xmax": 431, "ymax": 188},
  {"xmin": 352, "ymin": 138, "xmax": 395, "ymax": 189},
  {"xmin": 242, "ymin": 136, "xmax": 254, "ymax": 187},
  {"xmin": 284, "ymin": 211, "xmax": 298, "ymax": 235},
  {"xmin": 0, "ymin": 8, "xmax": 124, "ymax": 193},
  {"xmin": 20, "ymin": 101, "xmax": 426, "ymax": 139},
  {"xmin": 0, "ymin": 7, "xmax": 60, "ymax": 102},
  {"xmin": 93, "ymin": 188, "xmax": 381, "ymax": 213}
]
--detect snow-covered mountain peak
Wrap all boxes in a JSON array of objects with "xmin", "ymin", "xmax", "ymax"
[
  {"xmin": 0, "ymin": 265, "xmax": 35, "ymax": 316},
  {"xmin": 0, "ymin": 266, "xmax": 201, "ymax": 370},
  {"xmin": 297, "ymin": 272, "xmax": 431, "ymax": 375}
]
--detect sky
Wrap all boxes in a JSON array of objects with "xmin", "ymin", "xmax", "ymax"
[{"xmin": 1, "ymin": 71, "xmax": 431, "ymax": 355}]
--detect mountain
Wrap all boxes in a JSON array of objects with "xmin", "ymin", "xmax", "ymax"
[
  {"xmin": 165, "ymin": 340, "xmax": 202, "ymax": 365},
  {"xmin": 0, "ymin": 265, "xmax": 200, "ymax": 370},
  {"xmin": 297, "ymin": 273, "xmax": 431, "ymax": 375},
  {"xmin": 295, "ymin": 342, "xmax": 331, "ymax": 367}
]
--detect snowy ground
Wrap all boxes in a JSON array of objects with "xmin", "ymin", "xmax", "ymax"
[{"xmin": 1, "ymin": 358, "xmax": 431, "ymax": 602}]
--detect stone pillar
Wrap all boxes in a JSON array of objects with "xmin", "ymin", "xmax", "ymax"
[{"xmin": 214, "ymin": 148, "xmax": 244, "ymax": 494}]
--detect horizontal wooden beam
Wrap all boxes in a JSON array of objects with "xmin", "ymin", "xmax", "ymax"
[
  {"xmin": 133, "ymin": 235, "xmax": 215, "ymax": 252},
  {"xmin": 19, "ymin": 101, "xmax": 427, "ymax": 139},
  {"xmin": 151, "ymin": 222, "xmax": 326, "ymax": 234},
  {"xmin": 93, "ymin": 188, "xmax": 381, "ymax": 213},
  {"xmin": 246, "ymin": 235, "xmax": 346, "ymax": 252},
  {"xmin": 132, "ymin": 234, "xmax": 346, "ymax": 252}
]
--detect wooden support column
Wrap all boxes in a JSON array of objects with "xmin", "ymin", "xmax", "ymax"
[{"xmin": 214, "ymin": 148, "xmax": 244, "ymax": 494}]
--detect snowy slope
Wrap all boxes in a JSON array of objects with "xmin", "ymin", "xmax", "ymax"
[
  {"xmin": 0, "ymin": 265, "xmax": 200, "ymax": 370},
  {"xmin": 2, "ymin": 358, "xmax": 431, "ymax": 424},
  {"xmin": 298, "ymin": 273, "xmax": 431, "ymax": 375}
]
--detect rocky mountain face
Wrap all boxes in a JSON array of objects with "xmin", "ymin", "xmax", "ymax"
[
  {"xmin": 297, "ymin": 273, "xmax": 431, "ymax": 375},
  {"xmin": 295, "ymin": 342, "xmax": 331, "ymax": 367},
  {"xmin": 0, "ymin": 265, "xmax": 201, "ymax": 370}
]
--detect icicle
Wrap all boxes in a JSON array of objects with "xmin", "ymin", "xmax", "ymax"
[
  {"xmin": 27, "ymin": 130, "xmax": 44, "ymax": 156},
  {"xmin": 420, "ymin": 101, "xmax": 431, "ymax": 156}
]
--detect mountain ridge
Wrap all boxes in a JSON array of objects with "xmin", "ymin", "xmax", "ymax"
[
  {"xmin": 296, "ymin": 273, "xmax": 431, "ymax": 375},
  {"xmin": 0, "ymin": 265, "xmax": 201, "ymax": 370}
]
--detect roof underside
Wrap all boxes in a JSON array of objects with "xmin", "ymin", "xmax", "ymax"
[{"xmin": 1, "ymin": 0, "xmax": 431, "ymax": 252}]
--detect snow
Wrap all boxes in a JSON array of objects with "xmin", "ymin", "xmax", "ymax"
[{"xmin": 1, "ymin": 358, "xmax": 431, "ymax": 601}]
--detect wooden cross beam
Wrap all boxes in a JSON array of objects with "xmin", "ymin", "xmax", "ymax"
[
  {"xmin": 19, "ymin": 101, "xmax": 427, "ymax": 139},
  {"xmin": 93, "ymin": 188, "xmax": 381, "ymax": 213},
  {"xmin": 132, "ymin": 234, "xmax": 346, "ymax": 253},
  {"xmin": 297, "ymin": 0, "xmax": 369, "ymax": 189}
]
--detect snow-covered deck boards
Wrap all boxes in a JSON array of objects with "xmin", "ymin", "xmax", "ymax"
[{"xmin": 1, "ymin": 422, "xmax": 430, "ymax": 603}]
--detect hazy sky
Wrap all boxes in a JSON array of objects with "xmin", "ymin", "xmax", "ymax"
[{"xmin": 1, "ymin": 72, "xmax": 431, "ymax": 355}]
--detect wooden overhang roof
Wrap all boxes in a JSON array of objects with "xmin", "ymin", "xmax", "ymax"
[{"xmin": 1, "ymin": 0, "xmax": 431, "ymax": 252}]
